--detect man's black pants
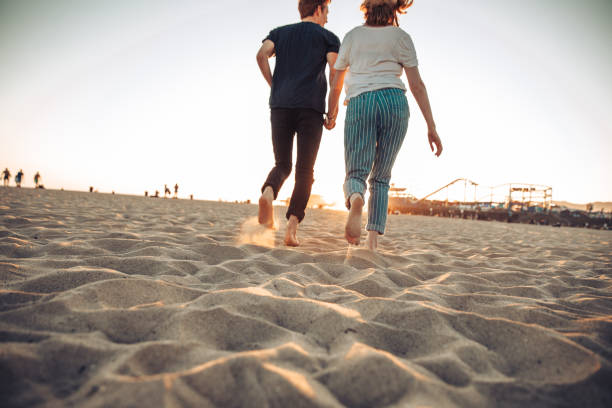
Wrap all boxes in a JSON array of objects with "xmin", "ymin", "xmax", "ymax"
[{"xmin": 262, "ymin": 108, "xmax": 323, "ymax": 222}]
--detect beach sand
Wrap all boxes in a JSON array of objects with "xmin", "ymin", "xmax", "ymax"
[{"xmin": 1, "ymin": 188, "xmax": 611, "ymax": 407}]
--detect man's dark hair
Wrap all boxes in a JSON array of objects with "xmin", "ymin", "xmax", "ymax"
[{"xmin": 299, "ymin": 0, "xmax": 330, "ymax": 19}]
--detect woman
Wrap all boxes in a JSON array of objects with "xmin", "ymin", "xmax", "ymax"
[{"xmin": 326, "ymin": 0, "xmax": 442, "ymax": 251}]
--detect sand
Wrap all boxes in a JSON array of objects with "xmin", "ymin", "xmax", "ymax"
[{"xmin": 1, "ymin": 187, "xmax": 611, "ymax": 407}]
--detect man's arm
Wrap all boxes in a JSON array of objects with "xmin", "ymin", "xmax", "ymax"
[
  {"xmin": 325, "ymin": 61, "xmax": 346, "ymax": 130},
  {"xmin": 256, "ymin": 40, "xmax": 275, "ymax": 87},
  {"xmin": 325, "ymin": 52, "xmax": 340, "ymax": 129},
  {"xmin": 405, "ymin": 66, "xmax": 443, "ymax": 157},
  {"xmin": 327, "ymin": 51, "xmax": 338, "ymax": 93}
]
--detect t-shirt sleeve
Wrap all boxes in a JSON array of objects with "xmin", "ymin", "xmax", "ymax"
[
  {"xmin": 334, "ymin": 33, "xmax": 351, "ymax": 70},
  {"xmin": 397, "ymin": 32, "xmax": 418, "ymax": 67},
  {"xmin": 264, "ymin": 27, "xmax": 279, "ymax": 44},
  {"xmin": 326, "ymin": 32, "xmax": 340, "ymax": 54}
]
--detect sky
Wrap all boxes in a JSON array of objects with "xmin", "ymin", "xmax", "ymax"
[{"xmin": 1, "ymin": 0, "xmax": 611, "ymax": 206}]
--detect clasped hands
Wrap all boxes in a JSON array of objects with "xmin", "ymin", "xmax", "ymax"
[{"xmin": 324, "ymin": 106, "xmax": 338, "ymax": 130}]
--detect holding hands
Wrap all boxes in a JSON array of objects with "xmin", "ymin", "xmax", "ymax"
[
  {"xmin": 325, "ymin": 65, "xmax": 344, "ymax": 131},
  {"xmin": 324, "ymin": 97, "xmax": 338, "ymax": 130},
  {"xmin": 324, "ymin": 109, "xmax": 337, "ymax": 130}
]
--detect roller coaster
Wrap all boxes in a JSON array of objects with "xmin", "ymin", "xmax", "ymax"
[
  {"xmin": 388, "ymin": 179, "xmax": 609, "ymax": 229},
  {"xmin": 415, "ymin": 178, "xmax": 552, "ymax": 209}
]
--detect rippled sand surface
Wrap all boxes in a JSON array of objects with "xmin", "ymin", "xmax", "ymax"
[{"xmin": 1, "ymin": 188, "xmax": 611, "ymax": 407}]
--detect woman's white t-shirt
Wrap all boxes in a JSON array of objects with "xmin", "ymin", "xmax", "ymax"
[{"xmin": 334, "ymin": 25, "xmax": 418, "ymax": 102}]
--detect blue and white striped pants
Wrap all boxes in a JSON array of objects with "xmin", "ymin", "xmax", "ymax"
[{"xmin": 343, "ymin": 88, "xmax": 409, "ymax": 234}]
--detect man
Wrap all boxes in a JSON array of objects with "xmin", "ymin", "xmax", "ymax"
[
  {"xmin": 2, "ymin": 168, "xmax": 10, "ymax": 187},
  {"xmin": 256, "ymin": 0, "xmax": 340, "ymax": 246},
  {"xmin": 15, "ymin": 169, "xmax": 24, "ymax": 188}
]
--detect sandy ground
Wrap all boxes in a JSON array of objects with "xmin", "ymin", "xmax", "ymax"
[{"xmin": 1, "ymin": 188, "xmax": 611, "ymax": 407}]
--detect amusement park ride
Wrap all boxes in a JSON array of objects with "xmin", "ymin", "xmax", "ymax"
[
  {"xmin": 388, "ymin": 179, "xmax": 609, "ymax": 228},
  {"xmin": 390, "ymin": 178, "xmax": 552, "ymax": 210}
]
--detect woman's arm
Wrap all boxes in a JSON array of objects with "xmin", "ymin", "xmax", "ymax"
[{"xmin": 405, "ymin": 66, "xmax": 443, "ymax": 156}]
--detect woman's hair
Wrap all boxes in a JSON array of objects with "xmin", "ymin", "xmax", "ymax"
[
  {"xmin": 361, "ymin": 0, "xmax": 413, "ymax": 27},
  {"xmin": 299, "ymin": 0, "xmax": 331, "ymax": 19}
]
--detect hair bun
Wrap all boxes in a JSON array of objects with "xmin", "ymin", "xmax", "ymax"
[
  {"xmin": 364, "ymin": 0, "xmax": 396, "ymax": 6},
  {"xmin": 363, "ymin": 0, "xmax": 413, "ymax": 8}
]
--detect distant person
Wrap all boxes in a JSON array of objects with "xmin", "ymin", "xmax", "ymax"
[
  {"xmin": 15, "ymin": 169, "xmax": 24, "ymax": 188},
  {"xmin": 154, "ymin": 190, "xmax": 160, "ymax": 198},
  {"xmin": 89, "ymin": 186, "xmax": 94, "ymax": 193},
  {"xmin": 256, "ymin": 0, "xmax": 340, "ymax": 246},
  {"xmin": 34, "ymin": 172, "xmax": 41, "ymax": 188},
  {"xmin": 174, "ymin": 183, "xmax": 179, "ymax": 199},
  {"xmin": 326, "ymin": 0, "xmax": 442, "ymax": 250},
  {"xmin": 2, "ymin": 168, "xmax": 10, "ymax": 187},
  {"xmin": 145, "ymin": 191, "xmax": 149, "ymax": 197},
  {"xmin": 164, "ymin": 184, "xmax": 171, "ymax": 198}
]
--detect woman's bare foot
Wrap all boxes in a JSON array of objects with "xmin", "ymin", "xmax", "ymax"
[
  {"xmin": 258, "ymin": 186, "xmax": 275, "ymax": 228},
  {"xmin": 345, "ymin": 193, "xmax": 364, "ymax": 245},
  {"xmin": 366, "ymin": 230, "xmax": 378, "ymax": 251},
  {"xmin": 284, "ymin": 215, "xmax": 300, "ymax": 247}
]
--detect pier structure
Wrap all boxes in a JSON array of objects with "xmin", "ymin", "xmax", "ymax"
[{"xmin": 388, "ymin": 179, "xmax": 610, "ymax": 229}]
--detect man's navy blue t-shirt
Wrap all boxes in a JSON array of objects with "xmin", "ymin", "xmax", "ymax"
[{"xmin": 264, "ymin": 22, "xmax": 340, "ymax": 114}]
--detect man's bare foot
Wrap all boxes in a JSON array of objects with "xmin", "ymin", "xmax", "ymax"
[
  {"xmin": 284, "ymin": 215, "xmax": 300, "ymax": 247},
  {"xmin": 345, "ymin": 193, "xmax": 363, "ymax": 245},
  {"xmin": 258, "ymin": 186, "xmax": 275, "ymax": 228},
  {"xmin": 366, "ymin": 230, "xmax": 378, "ymax": 251}
]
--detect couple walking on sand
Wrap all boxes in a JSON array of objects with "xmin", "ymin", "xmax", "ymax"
[{"xmin": 257, "ymin": 0, "xmax": 442, "ymax": 251}]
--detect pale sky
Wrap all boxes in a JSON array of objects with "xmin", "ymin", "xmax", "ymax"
[{"xmin": 1, "ymin": 0, "xmax": 611, "ymax": 205}]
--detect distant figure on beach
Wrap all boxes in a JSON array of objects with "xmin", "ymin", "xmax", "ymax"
[
  {"xmin": 34, "ymin": 172, "xmax": 41, "ymax": 188},
  {"xmin": 256, "ymin": 0, "xmax": 340, "ymax": 246},
  {"xmin": 144, "ymin": 191, "xmax": 148, "ymax": 197},
  {"xmin": 164, "ymin": 184, "xmax": 171, "ymax": 198},
  {"xmin": 2, "ymin": 168, "xmax": 10, "ymax": 187},
  {"xmin": 327, "ymin": 0, "xmax": 442, "ymax": 251},
  {"xmin": 174, "ymin": 183, "xmax": 179, "ymax": 199},
  {"xmin": 89, "ymin": 186, "xmax": 94, "ymax": 193},
  {"xmin": 15, "ymin": 169, "xmax": 24, "ymax": 188},
  {"xmin": 154, "ymin": 190, "xmax": 160, "ymax": 198}
]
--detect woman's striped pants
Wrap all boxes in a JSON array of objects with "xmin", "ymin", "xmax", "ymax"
[{"xmin": 343, "ymin": 87, "xmax": 409, "ymax": 234}]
